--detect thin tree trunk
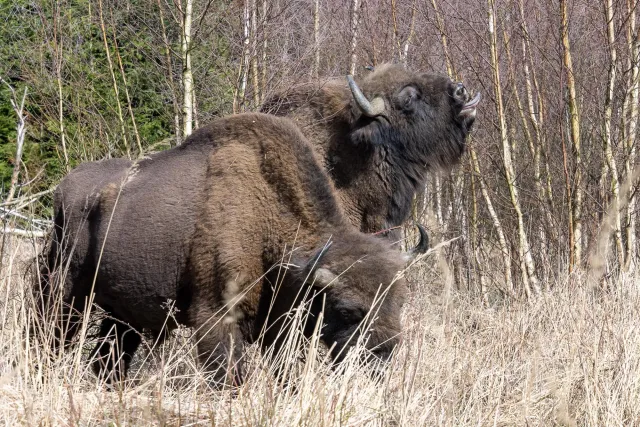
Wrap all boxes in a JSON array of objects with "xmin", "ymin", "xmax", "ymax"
[
  {"xmin": 560, "ymin": 0, "xmax": 583, "ymax": 269},
  {"xmin": 469, "ymin": 158, "xmax": 487, "ymax": 304},
  {"xmin": 111, "ymin": 11, "xmax": 142, "ymax": 155},
  {"xmin": 235, "ymin": 0, "xmax": 251, "ymax": 113},
  {"xmin": 399, "ymin": 0, "xmax": 417, "ymax": 66},
  {"xmin": 181, "ymin": 0, "xmax": 194, "ymax": 137},
  {"xmin": 156, "ymin": 0, "xmax": 181, "ymax": 145},
  {"xmin": 98, "ymin": 0, "xmax": 129, "ymax": 157},
  {"xmin": 519, "ymin": 0, "xmax": 555, "ymax": 233},
  {"xmin": 260, "ymin": 0, "xmax": 268, "ymax": 102},
  {"xmin": 489, "ymin": 0, "xmax": 539, "ymax": 297},
  {"xmin": 250, "ymin": 0, "xmax": 259, "ymax": 107},
  {"xmin": 503, "ymin": 25, "xmax": 554, "ymax": 248},
  {"xmin": 431, "ymin": 0, "xmax": 453, "ymax": 78},
  {"xmin": 349, "ymin": 0, "xmax": 360, "ymax": 75},
  {"xmin": 434, "ymin": 175, "xmax": 443, "ymax": 227},
  {"xmin": 623, "ymin": 0, "xmax": 639, "ymax": 271},
  {"xmin": 312, "ymin": 0, "xmax": 320, "ymax": 78},
  {"xmin": 0, "ymin": 81, "xmax": 27, "ymax": 204},
  {"xmin": 470, "ymin": 148, "xmax": 513, "ymax": 293},
  {"xmin": 53, "ymin": 1, "xmax": 69, "ymax": 170},
  {"xmin": 56, "ymin": 55, "xmax": 69, "ymax": 170},
  {"xmin": 602, "ymin": 0, "xmax": 624, "ymax": 267}
]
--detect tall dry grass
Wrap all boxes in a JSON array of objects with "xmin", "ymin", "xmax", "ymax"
[{"xmin": 1, "ymin": 234, "xmax": 640, "ymax": 426}]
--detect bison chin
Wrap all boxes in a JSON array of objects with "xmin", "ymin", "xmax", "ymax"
[{"xmin": 323, "ymin": 325, "xmax": 401, "ymax": 380}]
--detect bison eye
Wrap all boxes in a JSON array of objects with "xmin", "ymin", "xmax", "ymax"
[
  {"xmin": 339, "ymin": 307, "xmax": 365, "ymax": 324},
  {"xmin": 396, "ymin": 86, "xmax": 419, "ymax": 113}
]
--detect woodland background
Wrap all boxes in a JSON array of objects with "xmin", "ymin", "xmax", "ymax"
[
  {"xmin": 2, "ymin": 0, "xmax": 639, "ymax": 298},
  {"xmin": 1, "ymin": 1, "xmax": 640, "ymax": 425}
]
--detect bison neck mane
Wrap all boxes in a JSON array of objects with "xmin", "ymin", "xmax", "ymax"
[{"xmin": 262, "ymin": 86, "xmax": 429, "ymax": 234}]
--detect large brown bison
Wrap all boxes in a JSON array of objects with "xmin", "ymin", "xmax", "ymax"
[
  {"xmin": 39, "ymin": 113, "xmax": 427, "ymax": 386},
  {"xmin": 261, "ymin": 64, "xmax": 480, "ymax": 239}
]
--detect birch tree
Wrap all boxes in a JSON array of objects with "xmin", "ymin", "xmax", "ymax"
[
  {"xmin": 98, "ymin": 0, "xmax": 130, "ymax": 156},
  {"xmin": 560, "ymin": 0, "xmax": 583, "ymax": 270},
  {"xmin": 623, "ymin": 0, "xmax": 639, "ymax": 271},
  {"xmin": 181, "ymin": 0, "xmax": 195, "ymax": 137},
  {"xmin": 349, "ymin": 0, "xmax": 360, "ymax": 75},
  {"xmin": 0, "ymin": 79, "xmax": 27, "ymax": 204},
  {"xmin": 601, "ymin": 0, "xmax": 623, "ymax": 266},
  {"xmin": 488, "ymin": 0, "xmax": 539, "ymax": 297},
  {"xmin": 313, "ymin": 0, "xmax": 320, "ymax": 78},
  {"xmin": 156, "ymin": 0, "xmax": 181, "ymax": 145}
]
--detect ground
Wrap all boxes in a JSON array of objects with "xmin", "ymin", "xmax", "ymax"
[{"xmin": 0, "ymin": 235, "xmax": 638, "ymax": 426}]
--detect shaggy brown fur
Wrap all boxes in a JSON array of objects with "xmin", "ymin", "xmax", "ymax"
[
  {"xmin": 261, "ymin": 64, "xmax": 479, "ymax": 239},
  {"xmin": 39, "ymin": 113, "xmax": 419, "ymax": 386}
]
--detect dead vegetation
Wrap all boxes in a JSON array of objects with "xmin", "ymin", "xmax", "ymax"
[{"xmin": 1, "ymin": 234, "xmax": 639, "ymax": 426}]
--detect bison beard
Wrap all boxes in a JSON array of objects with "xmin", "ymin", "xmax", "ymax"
[
  {"xmin": 37, "ymin": 113, "xmax": 427, "ymax": 388},
  {"xmin": 261, "ymin": 63, "xmax": 480, "ymax": 241}
]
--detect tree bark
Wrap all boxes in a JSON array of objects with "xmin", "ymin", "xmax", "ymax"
[
  {"xmin": 0, "ymin": 80, "xmax": 27, "ymax": 204},
  {"xmin": 489, "ymin": 0, "xmax": 539, "ymax": 297},
  {"xmin": 312, "ymin": 0, "xmax": 320, "ymax": 78},
  {"xmin": 98, "ymin": 0, "xmax": 130, "ymax": 157},
  {"xmin": 623, "ymin": 0, "xmax": 639, "ymax": 271},
  {"xmin": 156, "ymin": 0, "xmax": 181, "ymax": 145},
  {"xmin": 602, "ymin": 0, "xmax": 624, "ymax": 267},
  {"xmin": 181, "ymin": 0, "xmax": 194, "ymax": 137},
  {"xmin": 349, "ymin": 0, "xmax": 360, "ymax": 75},
  {"xmin": 560, "ymin": 0, "xmax": 583, "ymax": 269}
]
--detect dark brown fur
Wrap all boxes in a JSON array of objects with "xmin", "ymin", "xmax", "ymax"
[
  {"xmin": 39, "ymin": 113, "xmax": 410, "ymax": 386},
  {"xmin": 261, "ymin": 64, "xmax": 478, "ymax": 239}
]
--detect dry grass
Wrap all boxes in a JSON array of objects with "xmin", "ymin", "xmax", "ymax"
[{"xmin": 1, "ymin": 235, "xmax": 640, "ymax": 426}]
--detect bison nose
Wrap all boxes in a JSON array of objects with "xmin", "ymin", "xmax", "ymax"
[
  {"xmin": 371, "ymin": 339, "xmax": 400, "ymax": 364},
  {"xmin": 454, "ymin": 83, "xmax": 468, "ymax": 101}
]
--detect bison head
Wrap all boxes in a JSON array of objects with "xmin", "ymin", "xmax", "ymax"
[
  {"xmin": 293, "ymin": 225, "xmax": 429, "ymax": 370},
  {"xmin": 346, "ymin": 64, "xmax": 480, "ymax": 170}
]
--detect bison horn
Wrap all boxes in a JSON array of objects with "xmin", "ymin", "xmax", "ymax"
[
  {"xmin": 347, "ymin": 75, "xmax": 386, "ymax": 117},
  {"xmin": 302, "ymin": 240, "xmax": 333, "ymax": 278},
  {"xmin": 409, "ymin": 224, "xmax": 429, "ymax": 258}
]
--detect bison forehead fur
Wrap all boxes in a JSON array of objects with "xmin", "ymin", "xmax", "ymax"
[
  {"xmin": 38, "ymin": 112, "xmax": 411, "ymax": 387},
  {"xmin": 261, "ymin": 63, "xmax": 478, "ymax": 235}
]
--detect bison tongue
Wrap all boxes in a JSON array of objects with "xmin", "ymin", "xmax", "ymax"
[{"xmin": 461, "ymin": 92, "xmax": 481, "ymax": 111}]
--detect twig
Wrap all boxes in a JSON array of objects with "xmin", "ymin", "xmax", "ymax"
[
  {"xmin": 0, "ymin": 207, "xmax": 52, "ymax": 227},
  {"xmin": 408, "ymin": 236, "xmax": 462, "ymax": 267},
  {"xmin": 0, "ymin": 226, "xmax": 47, "ymax": 238},
  {"xmin": 0, "ymin": 76, "xmax": 28, "ymax": 204},
  {"xmin": 0, "ymin": 188, "xmax": 55, "ymax": 207}
]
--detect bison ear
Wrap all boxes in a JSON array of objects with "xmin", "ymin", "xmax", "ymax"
[
  {"xmin": 396, "ymin": 85, "xmax": 419, "ymax": 113},
  {"xmin": 312, "ymin": 268, "xmax": 339, "ymax": 288}
]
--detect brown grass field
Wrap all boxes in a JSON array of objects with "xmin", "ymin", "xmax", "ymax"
[{"xmin": 1, "ymin": 235, "xmax": 639, "ymax": 426}]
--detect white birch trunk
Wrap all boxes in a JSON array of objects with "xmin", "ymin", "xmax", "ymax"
[
  {"xmin": 602, "ymin": 0, "xmax": 623, "ymax": 266},
  {"xmin": 181, "ymin": 0, "xmax": 194, "ymax": 137},
  {"xmin": 489, "ymin": 0, "xmax": 539, "ymax": 297},
  {"xmin": 349, "ymin": 0, "xmax": 360, "ymax": 75}
]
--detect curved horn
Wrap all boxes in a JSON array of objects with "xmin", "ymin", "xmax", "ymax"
[
  {"xmin": 347, "ymin": 75, "xmax": 386, "ymax": 117},
  {"xmin": 410, "ymin": 224, "xmax": 430, "ymax": 257},
  {"xmin": 306, "ymin": 241, "xmax": 333, "ymax": 273}
]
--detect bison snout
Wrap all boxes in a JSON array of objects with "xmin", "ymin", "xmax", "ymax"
[{"xmin": 454, "ymin": 82, "xmax": 468, "ymax": 101}]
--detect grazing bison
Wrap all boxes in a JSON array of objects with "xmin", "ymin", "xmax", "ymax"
[
  {"xmin": 39, "ymin": 113, "xmax": 427, "ymax": 386},
  {"xmin": 261, "ymin": 64, "xmax": 480, "ymax": 239}
]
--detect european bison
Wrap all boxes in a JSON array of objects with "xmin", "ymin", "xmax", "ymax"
[
  {"xmin": 39, "ymin": 113, "xmax": 427, "ymax": 386},
  {"xmin": 261, "ymin": 64, "xmax": 480, "ymax": 239}
]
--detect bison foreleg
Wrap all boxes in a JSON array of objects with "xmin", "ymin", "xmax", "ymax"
[
  {"xmin": 90, "ymin": 316, "xmax": 142, "ymax": 386},
  {"xmin": 194, "ymin": 312, "xmax": 246, "ymax": 389}
]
